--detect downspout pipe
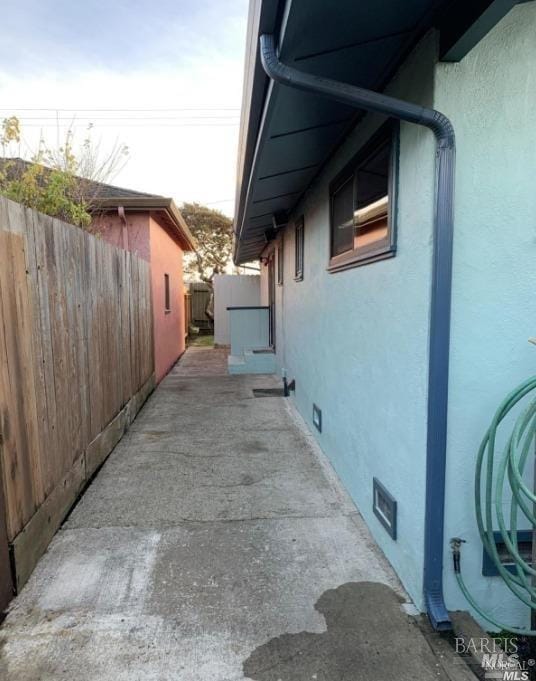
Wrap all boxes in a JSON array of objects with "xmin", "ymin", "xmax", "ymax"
[{"xmin": 259, "ymin": 33, "xmax": 455, "ymax": 631}]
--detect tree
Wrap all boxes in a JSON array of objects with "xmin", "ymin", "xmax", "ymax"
[
  {"xmin": 0, "ymin": 116, "xmax": 128, "ymax": 229},
  {"xmin": 181, "ymin": 202, "xmax": 234, "ymax": 325},
  {"xmin": 181, "ymin": 202, "xmax": 233, "ymax": 284},
  {"xmin": 181, "ymin": 203, "xmax": 233, "ymax": 321}
]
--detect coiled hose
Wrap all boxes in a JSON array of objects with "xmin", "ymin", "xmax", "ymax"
[{"xmin": 453, "ymin": 375, "xmax": 536, "ymax": 634}]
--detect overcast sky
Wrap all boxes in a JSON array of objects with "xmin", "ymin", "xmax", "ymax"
[{"xmin": 0, "ymin": 0, "xmax": 249, "ymax": 217}]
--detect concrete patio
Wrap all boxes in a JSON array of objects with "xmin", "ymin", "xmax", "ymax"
[{"xmin": 0, "ymin": 347, "xmax": 458, "ymax": 680}]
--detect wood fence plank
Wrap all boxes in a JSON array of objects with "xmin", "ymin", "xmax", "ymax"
[
  {"xmin": 0, "ymin": 230, "xmax": 38, "ymax": 536},
  {"xmin": 26, "ymin": 212, "xmax": 59, "ymax": 496},
  {"xmin": 0, "ymin": 195, "xmax": 155, "ymax": 583}
]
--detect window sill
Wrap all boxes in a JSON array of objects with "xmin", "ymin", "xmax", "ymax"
[
  {"xmin": 294, "ymin": 274, "xmax": 304, "ymax": 282},
  {"xmin": 327, "ymin": 245, "xmax": 395, "ymax": 273},
  {"xmin": 164, "ymin": 309, "xmax": 172, "ymax": 315}
]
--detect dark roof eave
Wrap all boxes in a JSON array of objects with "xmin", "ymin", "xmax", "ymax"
[
  {"xmin": 233, "ymin": 0, "xmax": 284, "ymax": 265},
  {"xmin": 95, "ymin": 197, "xmax": 197, "ymax": 252}
]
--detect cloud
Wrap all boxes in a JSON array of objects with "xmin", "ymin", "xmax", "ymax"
[
  {"xmin": 1, "ymin": 0, "xmax": 249, "ymax": 74},
  {"xmin": 0, "ymin": 0, "xmax": 249, "ymax": 216}
]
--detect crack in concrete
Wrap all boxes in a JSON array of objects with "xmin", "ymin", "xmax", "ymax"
[{"xmin": 64, "ymin": 511, "xmax": 359, "ymax": 531}]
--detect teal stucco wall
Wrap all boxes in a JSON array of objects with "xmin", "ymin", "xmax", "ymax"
[
  {"xmin": 437, "ymin": 3, "xmax": 536, "ymax": 628},
  {"xmin": 263, "ymin": 32, "xmax": 438, "ymax": 609},
  {"xmin": 261, "ymin": 2, "xmax": 536, "ymax": 627}
]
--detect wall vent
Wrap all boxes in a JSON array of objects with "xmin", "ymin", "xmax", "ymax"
[
  {"xmin": 373, "ymin": 478, "xmax": 397, "ymax": 540},
  {"xmin": 312, "ymin": 404, "xmax": 322, "ymax": 432},
  {"xmin": 252, "ymin": 388, "xmax": 285, "ymax": 398}
]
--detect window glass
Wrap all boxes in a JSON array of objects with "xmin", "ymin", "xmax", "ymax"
[
  {"xmin": 277, "ymin": 240, "xmax": 284, "ymax": 285},
  {"xmin": 331, "ymin": 176, "xmax": 354, "ymax": 256},
  {"xmin": 329, "ymin": 122, "xmax": 397, "ymax": 270},
  {"xmin": 354, "ymin": 139, "xmax": 390, "ymax": 251},
  {"xmin": 164, "ymin": 273, "xmax": 171, "ymax": 311},
  {"xmin": 295, "ymin": 218, "xmax": 304, "ymax": 280}
]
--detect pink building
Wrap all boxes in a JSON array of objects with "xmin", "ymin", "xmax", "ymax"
[
  {"xmin": 91, "ymin": 189, "xmax": 196, "ymax": 382},
  {"xmin": 0, "ymin": 159, "xmax": 195, "ymax": 382}
]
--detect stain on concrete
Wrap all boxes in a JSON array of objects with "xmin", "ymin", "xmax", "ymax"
[
  {"xmin": 141, "ymin": 431, "xmax": 168, "ymax": 439},
  {"xmin": 243, "ymin": 582, "xmax": 448, "ymax": 681},
  {"xmin": 242, "ymin": 440, "xmax": 270, "ymax": 453}
]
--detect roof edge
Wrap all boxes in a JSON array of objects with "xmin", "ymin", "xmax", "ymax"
[
  {"xmin": 96, "ymin": 197, "xmax": 197, "ymax": 252},
  {"xmin": 233, "ymin": 0, "xmax": 286, "ymax": 264}
]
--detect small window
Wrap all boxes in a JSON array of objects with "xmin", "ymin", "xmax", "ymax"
[
  {"xmin": 329, "ymin": 122, "xmax": 398, "ymax": 272},
  {"xmin": 164, "ymin": 273, "xmax": 171, "ymax": 313},
  {"xmin": 277, "ymin": 239, "xmax": 284, "ymax": 285},
  {"xmin": 482, "ymin": 530, "xmax": 533, "ymax": 576},
  {"xmin": 294, "ymin": 217, "xmax": 304, "ymax": 281}
]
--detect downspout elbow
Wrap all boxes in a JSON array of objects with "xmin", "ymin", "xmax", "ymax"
[
  {"xmin": 260, "ymin": 34, "xmax": 455, "ymax": 149},
  {"xmin": 421, "ymin": 110, "xmax": 455, "ymax": 149}
]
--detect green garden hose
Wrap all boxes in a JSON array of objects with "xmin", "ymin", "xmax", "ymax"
[{"xmin": 452, "ymin": 375, "xmax": 536, "ymax": 634}]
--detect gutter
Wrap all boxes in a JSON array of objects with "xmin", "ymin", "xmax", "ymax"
[{"xmin": 259, "ymin": 33, "xmax": 455, "ymax": 631}]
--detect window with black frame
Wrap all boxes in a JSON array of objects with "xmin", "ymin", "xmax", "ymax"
[
  {"xmin": 277, "ymin": 238, "xmax": 284, "ymax": 285},
  {"xmin": 295, "ymin": 217, "xmax": 304, "ymax": 281},
  {"xmin": 329, "ymin": 122, "xmax": 398, "ymax": 272},
  {"xmin": 164, "ymin": 273, "xmax": 171, "ymax": 312}
]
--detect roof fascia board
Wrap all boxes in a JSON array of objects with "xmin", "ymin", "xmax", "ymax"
[
  {"xmin": 439, "ymin": 0, "xmax": 518, "ymax": 61},
  {"xmin": 235, "ymin": 79, "xmax": 279, "ymax": 263},
  {"xmin": 234, "ymin": 0, "xmax": 284, "ymax": 247}
]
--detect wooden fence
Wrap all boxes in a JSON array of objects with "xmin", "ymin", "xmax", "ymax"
[
  {"xmin": 189, "ymin": 282, "xmax": 212, "ymax": 331},
  {"xmin": 0, "ymin": 196, "xmax": 155, "ymax": 594},
  {"xmin": 184, "ymin": 291, "xmax": 191, "ymax": 338}
]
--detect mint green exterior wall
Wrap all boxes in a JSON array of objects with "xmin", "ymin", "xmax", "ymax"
[
  {"xmin": 438, "ymin": 3, "xmax": 536, "ymax": 628},
  {"xmin": 229, "ymin": 307, "xmax": 270, "ymax": 356},
  {"xmin": 261, "ymin": 3, "xmax": 536, "ymax": 626},
  {"xmin": 263, "ymin": 33, "xmax": 438, "ymax": 609}
]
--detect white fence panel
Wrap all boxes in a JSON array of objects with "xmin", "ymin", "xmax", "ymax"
[{"xmin": 214, "ymin": 275, "xmax": 260, "ymax": 346}]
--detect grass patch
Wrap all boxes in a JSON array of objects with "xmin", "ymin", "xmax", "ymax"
[{"xmin": 189, "ymin": 334, "xmax": 214, "ymax": 347}]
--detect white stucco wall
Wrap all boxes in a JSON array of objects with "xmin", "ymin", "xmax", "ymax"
[
  {"xmin": 260, "ymin": 2, "xmax": 536, "ymax": 629},
  {"xmin": 214, "ymin": 274, "xmax": 261, "ymax": 346}
]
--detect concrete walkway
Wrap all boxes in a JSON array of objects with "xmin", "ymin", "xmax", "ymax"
[{"xmin": 0, "ymin": 348, "xmax": 454, "ymax": 680}]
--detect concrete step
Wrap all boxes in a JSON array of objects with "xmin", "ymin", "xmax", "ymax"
[{"xmin": 228, "ymin": 349, "xmax": 276, "ymax": 375}]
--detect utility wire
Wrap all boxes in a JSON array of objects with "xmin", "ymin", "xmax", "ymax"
[
  {"xmin": 14, "ymin": 116, "xmax": 240, "ymax": 120},
  {"xmin": 0, "ymin": 107, "xmax": 240, "ymax": 112},
  {"xmin": 18, "ymin": 122, "xmax": 240, "ymax": 128}
]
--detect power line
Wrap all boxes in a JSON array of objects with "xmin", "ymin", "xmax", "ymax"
[
  {"xmin": 0, "ymin": 107, "xmax": 240, "ymax": 112},
  {"xmin": 18, "ymin": 122, "xmax": 240, "ymax": 128},
  {"xmin": 15, "ymin": 116, "xmax": 240, "ymax": 120}
]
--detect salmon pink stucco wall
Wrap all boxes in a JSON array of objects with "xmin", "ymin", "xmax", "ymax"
[
  {"xmin": 149, "ymin": 215, "xmax": 186, "ymax": 381},
  {"xmin": 92, "ymin": 212, "xmax": 151, "ymax": 262},
  {"xmin": 95, "ymin": 210, "xmax": 186, "ymax": 383}
]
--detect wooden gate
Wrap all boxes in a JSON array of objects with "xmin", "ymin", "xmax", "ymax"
[{"xmin": 189, "ymin": 282, "xmax": 212, "ymax": 331}]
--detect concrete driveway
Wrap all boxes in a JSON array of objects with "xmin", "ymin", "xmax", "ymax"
[{"xmin": 0, "ymin": 347, "xmax": 456, "ymax": 680}]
